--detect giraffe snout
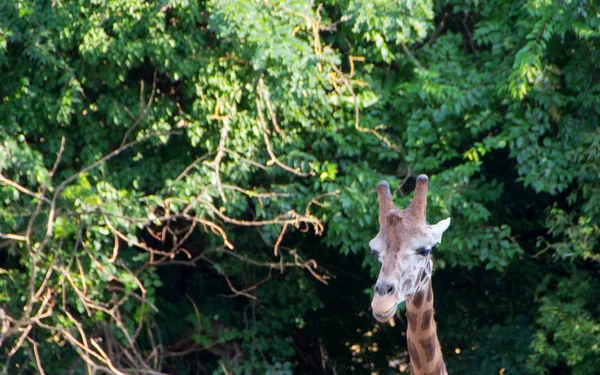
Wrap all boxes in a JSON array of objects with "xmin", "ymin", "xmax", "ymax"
[{"xmin": 374, "ymin": 280, "xmax": 395, "ymax": 296}]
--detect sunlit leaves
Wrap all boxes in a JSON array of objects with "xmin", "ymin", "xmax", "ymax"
[{"xmin": 1, "ymin": 0, "xmax": 600, "ymax": 374}]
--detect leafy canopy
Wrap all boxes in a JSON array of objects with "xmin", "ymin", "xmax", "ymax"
[{"xmin": 0, "ymin": 0, "xmax": 599, "ymax": 374}]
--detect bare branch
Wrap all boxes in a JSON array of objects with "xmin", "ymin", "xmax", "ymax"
[
  {"xmin": 27, "ymin": 337, "xmax": 46, "ymax": 375},
  {"xmin": 201, "ymin": 198, "xmax": 323, "ymax": 235},
  {"xmin": 0, "ymin": 174, "xmax": 51, "ymax": 204},
  {"xmin": 46, "ymin": 131, "xmax": 179, "ymax": 241},
  {"xmin": 273, "ymin": 222, "xmax": 288, "ymax": 257},
  {"xmin": 0, "ymin": 233, "xmax": 28, "ymax": 241},
  {"xmin": 255, "ymin": 77, "xmax": 313, "ymax": 177},
  {"xmin": 401, "ymin": 41, "xmax": 427, "ymax": 72},
  {"xmin": 120, "ymin": 69, "xmax": 159, "ymax": 148},
  {"xmin": 257, "ymin": 79, "xmax": 286, "ymax": 138}
]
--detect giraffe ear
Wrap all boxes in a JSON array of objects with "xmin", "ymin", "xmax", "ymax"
[{"xmin": 430, "ymin": 217, "xmax": 451, "ymax": 244}]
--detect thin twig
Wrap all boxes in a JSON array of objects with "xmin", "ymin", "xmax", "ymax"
[
  {"xmin": 258, "ymin": 78, "xmax": 286, "ymax": 138},
  {"xmin": 255, "ymin": 77, "xmax": 313, "ymax": 177},
  {"xmin": 401, "ymin": 42, "xmax": 427, "ymax": 71},
  {"xmin": 120, "ymin": 69, "xmax": 159, "ymax": 148},
  {"xmin": 0, "ymin": 175, "xmax": 51, "ymax": 204}
]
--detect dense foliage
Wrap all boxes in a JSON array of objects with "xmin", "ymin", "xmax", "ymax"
[{"xmin": 1, "ymin": 0, "xmax": 599, "ymax": 374}]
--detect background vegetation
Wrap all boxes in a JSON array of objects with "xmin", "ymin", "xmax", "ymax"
[{"xmin": 1, "ymin": 0, "xmax": 599, "ymax": 374}]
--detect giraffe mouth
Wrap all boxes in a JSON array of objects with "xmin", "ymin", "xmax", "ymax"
[
  {"xmin": 373, "ymin": 303, "xmax": 397, "ymax": 321},
  {"xmin": 371, "ymin": 294, "xmax": 404, "ymax": 323},
  {"xmin": 371, "ymin": 294, "xmax": 401, "ymax": 322}
]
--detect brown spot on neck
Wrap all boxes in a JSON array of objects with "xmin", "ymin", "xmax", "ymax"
[
  {"xmin": 407, "ymin": 337, "xmax": 421, "ymax": 370},
  {"xmin": 405, "ymin": 279, "xmax": 446, "ymax": 374},
  {"xmin": 407, "ymin": 279, "xmax": 433, "ymax": 311},
  {"xmin": 426, "ymin": 282, "xmax": 433, "ymax": 302},
  {"xmin": 424, "ymin": 359, "xmax": 447, "ymax": 375},
  {"xmin": 406, "ymin": 310, "xmax": 418, "ymax": 333},
  {"xmin": 418, "ymin": 333, "xmax": 437, "ymax": 362},
  {"xmin": 410, "ymin": 288, "xmax": 425, "ymax": 309},
  {"xmin": 421, "ymin": 309, "xmax": 433, "ymax": 331}
]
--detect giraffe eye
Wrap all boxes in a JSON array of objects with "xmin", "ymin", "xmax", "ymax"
[{"xmin": 416, "ymin": 247, "xmax": 432, "ymax": 256}]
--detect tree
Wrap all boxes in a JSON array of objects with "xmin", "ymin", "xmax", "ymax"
[{"xmin": 0, "ymin": 0, "xmax": 599, "ymax": 374}]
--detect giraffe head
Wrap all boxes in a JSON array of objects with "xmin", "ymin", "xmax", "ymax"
[{"xmin": 369, "ymin": 175, "xmax": 451, "ymax": 322}]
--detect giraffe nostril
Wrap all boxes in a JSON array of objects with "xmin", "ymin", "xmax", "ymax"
[{"xmin": 375, "ymin": 281, "xmax": 395, "ymax": 296}]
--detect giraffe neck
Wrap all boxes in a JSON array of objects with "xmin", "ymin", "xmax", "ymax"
[{"xmin": 405, "ymin": 280, "xmax": 447, "ymax": 375}]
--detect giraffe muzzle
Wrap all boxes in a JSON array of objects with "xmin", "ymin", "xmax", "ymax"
[
  {"xmin": 371, "ymin": 294, "xmax": 400, "ymax": 322},
  {"xmin": 373, "ymin": 304, "xmax": 396, "ymax": 321}
]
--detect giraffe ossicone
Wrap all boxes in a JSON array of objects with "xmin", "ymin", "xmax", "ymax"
[{"xmin": 369, "ymin": 175, "xmax": 451, "ymax": 374}]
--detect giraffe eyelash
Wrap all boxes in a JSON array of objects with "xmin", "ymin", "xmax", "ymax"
[{"xmin": 416, "ymin": 247, "xmax": 432, "ymax": 256}]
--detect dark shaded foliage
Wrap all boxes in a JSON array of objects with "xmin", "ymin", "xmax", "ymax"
[{"xmin": 0, "ymin": 1, "xmax": 599, "ymax": 374}]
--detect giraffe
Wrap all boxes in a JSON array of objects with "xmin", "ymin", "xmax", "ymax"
[{"xmin": 368, "ymin": 175, "xmax": 451, "ymax": 375}]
